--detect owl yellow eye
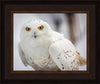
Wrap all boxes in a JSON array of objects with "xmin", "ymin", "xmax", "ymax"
[
  {"xmin": 26, "ymin": 27, "xmax": 31, "ymax": 31},
  {"xmin": 38, "ymin": 25, "xmax": 44, "ymax": 30}
]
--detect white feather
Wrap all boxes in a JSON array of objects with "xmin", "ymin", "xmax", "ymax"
[{"xmin": 18, "ymin": 19, "xmax": 86, "ymax": 71}]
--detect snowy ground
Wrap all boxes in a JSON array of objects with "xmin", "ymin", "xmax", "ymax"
[{"xmin": 13, "ymin": 13, "xmax": 87, "ymax": 71}]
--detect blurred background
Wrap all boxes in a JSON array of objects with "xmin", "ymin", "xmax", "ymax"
[{"xmin": 13, "ymin": 13, "xmax": 87, "ymax": 71}]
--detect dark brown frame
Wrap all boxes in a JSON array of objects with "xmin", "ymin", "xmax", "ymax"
[
  {"xmin": 1, "ymin": 1, "xmax": 99, "ymax": 83},
  {"xmin": 11, "ymin": 10, "xmax": 89, "ymax": 74}
]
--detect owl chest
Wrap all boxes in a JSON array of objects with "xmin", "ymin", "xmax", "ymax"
[{"xmin": 24, "ymin": 45, "xmax": 51, "ymax": 66}]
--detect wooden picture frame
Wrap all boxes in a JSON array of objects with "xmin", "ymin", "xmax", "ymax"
[{"xmin": 1, "ymin": 0, "xmax": 99, "ymax": 84}]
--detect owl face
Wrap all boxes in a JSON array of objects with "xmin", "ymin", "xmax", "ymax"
[{"xmin": 21, "ymin": 19, "xmax": 52, "ymax": 39}]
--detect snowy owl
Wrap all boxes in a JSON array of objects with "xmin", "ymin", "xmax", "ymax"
[{"xmin": 18, "ymin": 19, "xmax": 86, "ymax": 71}]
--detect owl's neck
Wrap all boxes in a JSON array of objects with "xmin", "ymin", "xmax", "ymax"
[{"xmin": 21, "ymin": 31, "xmax": 64, "ymax": 48}]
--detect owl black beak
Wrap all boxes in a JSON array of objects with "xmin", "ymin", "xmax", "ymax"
[{"xmin": 34, "ymin": 32, "xmax": 37, "ymax": 38}]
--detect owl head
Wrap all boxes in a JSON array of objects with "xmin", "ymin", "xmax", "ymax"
[{"xmin": 20, "ymin": 19, "xmax": 52, "ymax": 40}]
